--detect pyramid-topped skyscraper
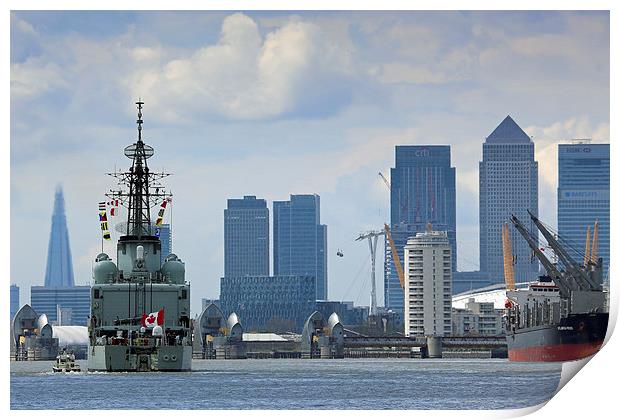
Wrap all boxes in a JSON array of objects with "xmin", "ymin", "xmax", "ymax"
[
  {"xmin": 44, "ymin": 186, "xmax": 75, "ymax": 287},
  {"xmin": 479, "ymin": 116, "xmax": 539, "ymax": 283}
]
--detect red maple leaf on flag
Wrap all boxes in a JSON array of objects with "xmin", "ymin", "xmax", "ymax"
[{"xmin": 146, "ymin": 314, "xmax": 156, "ymax": 324}]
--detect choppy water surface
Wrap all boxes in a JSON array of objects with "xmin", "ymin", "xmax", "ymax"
[{"xmin": 11, "ymin": 358, "xmax": 561, "ymax": 410}]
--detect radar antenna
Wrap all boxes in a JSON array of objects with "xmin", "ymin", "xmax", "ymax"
[{"xmin": 106, "ymin": 101, "xmax": 171, "ymax": 237}]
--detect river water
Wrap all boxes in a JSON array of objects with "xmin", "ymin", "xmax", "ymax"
[{"xmin": 11, "ymin": 358, "xmax": 561, "ymax": 410}]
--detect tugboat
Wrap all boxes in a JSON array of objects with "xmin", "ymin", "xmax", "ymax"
[
  {"xmin": 53, "ymin": 348, "xmax": 81, "ymax": 372},
  {"xmin": 504, "ymin": 212, "xmax": 608, "ymax": 362},
  {"xmin": 87, "ymin": 101, "xmax": 192, "ymax": 371}
]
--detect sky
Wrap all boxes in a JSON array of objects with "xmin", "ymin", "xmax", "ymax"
[{"xmin": 10, "ymin": 10, "xmax": 610, "ymax": 315}]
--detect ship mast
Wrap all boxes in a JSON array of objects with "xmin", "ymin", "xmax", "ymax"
[{"xmin": 106, "ymin": 101, "xmax": 171, "ymax": 238}]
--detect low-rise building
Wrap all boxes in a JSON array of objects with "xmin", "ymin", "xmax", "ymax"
[
  {"xmin": 452, "ymin": 298, "xmax": 505, "ymax": 336},
  {"xmin": 220, "ymin": 275, "xmax": 316, "ymax": 333},
  {"xmin": 30, "ymin": 286, "xmax": 91, "ymax": 326}
]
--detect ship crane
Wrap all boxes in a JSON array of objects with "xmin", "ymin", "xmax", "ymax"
[
  {"xmin": 509, "ymin": 214, "xmax": 571, "ymax": 298},
  {"xmin": 527, "ymin": 210, "xmax": 601, "ymax": 291}
]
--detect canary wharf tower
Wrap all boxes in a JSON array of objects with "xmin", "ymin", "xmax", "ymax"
[
  {"xmin": 479, "ymin": 116, "xmax": 539, "ymax": 283},
  {"xmin": 44, "ymin": 186, "xmax": 75, "ymax": 287}
]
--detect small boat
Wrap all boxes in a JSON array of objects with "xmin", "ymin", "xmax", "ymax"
[{"xmin": 53, "ymin": 349, "xmax": 81, "ymax": 372}]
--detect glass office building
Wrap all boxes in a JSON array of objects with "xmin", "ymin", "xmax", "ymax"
[
  {"xmin": 44, "ymin": 186, "xmax": 75, "ymax": 287},
  {"xmin": 479, "ymin": 116, "xmax": 539, "ymax": 283},
  {"xmin": 219, "ymin": 275, "xmax": 316, "ymax": 332},
  {"xmin": 384, "ymin": 146, "xmax": 456, "ymax": 315},
  {"xmin": 558, "ymin": 143, "xmax": 609, "ymax": 277},
  {"xmin": 30, "ymin": 286, "xmax": 91, "ymax": 326},
  {"xmin": 273, "ymin": 194, "xmax": 327, "ymax": 300},
  {"xmin": 224, "ymin": 196, "xmax": 269, "ymax": 277},
  {"xmin": 10, "ymin": 284, "xmax": 20, "ymax": 320}
]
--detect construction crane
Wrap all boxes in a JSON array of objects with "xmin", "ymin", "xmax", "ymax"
[
  {"xmin": 356, "ymin": 230, "xmax": 385, "ymax": 317},
  {"xmin": 502, "ymin": 223, "xmax": 516, "ymax": 291},
  {"xmin": 377, "ymin": 172, "xmax": 406, "ymax": 290},
  {"xmin": 378, "ymin": 172, "xmax": 391, "ymax": 189},
  {"xmin": 384, "ymin": 224, "xmax": 405, "ymax": 289}
]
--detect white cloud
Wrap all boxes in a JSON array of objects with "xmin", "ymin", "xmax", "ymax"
[
  {"xmin": 11, "ymin": 59, "xmax": 69, "ymax": 99},
  {"xmin": 127, "ymin": 13, "xmax": 356, "ymax": 121}
]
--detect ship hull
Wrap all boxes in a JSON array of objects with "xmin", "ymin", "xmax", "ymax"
[
  {"xmin": 507, "ymin": 313, "xmax": 608, "ymax": 362},
  {"xmin": 87, "ymin": 344, "xmax": 192, "ymax": 372}
]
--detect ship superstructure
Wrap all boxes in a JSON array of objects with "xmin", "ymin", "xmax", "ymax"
[
  {"xmin": 504, "ymin": 211, "xmax": 608, "ymax": 362},
  {"xmin": 87, "ymin": 101, "xmax": 192, "ymax": 371}
]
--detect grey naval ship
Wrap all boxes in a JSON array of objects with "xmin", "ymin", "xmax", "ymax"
[{"xmin": 87, "ymin": 101, "xmax": 192, "ymax": 371}]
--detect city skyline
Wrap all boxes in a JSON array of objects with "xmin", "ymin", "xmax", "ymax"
[{"xmin": 10, "ymin": 11, "xmax": 610, "ymax": 312}]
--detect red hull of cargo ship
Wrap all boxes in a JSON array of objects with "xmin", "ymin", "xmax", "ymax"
[
  {"xmin": 508, "ymin": 340, "xmax": 604, "ymax": 362},
  {"xmin": 507, "ymin": 312, "xmax": 608, "ymax": 362}
]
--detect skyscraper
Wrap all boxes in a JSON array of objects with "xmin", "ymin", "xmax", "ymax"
[
  {"xmin": 479, "ymin": 116, "xmax": 539, "ymax": 283},
  {"xmin": 385, "ymin": 146, "xmax": 456, "ymax": 315},
  {"xmin": 224, "ymin": 196, "xmax": 269, "ymax": 277},
  {"xmin": 44, "ymin": 186, "xmax": 75, "ymax": 287},
  {"xmin": 273, "ymin": 194, "xmax": 327, "ymax": 300},
  {"xmin": 558, "ymin": 143, "xmax": 609, "ymax": 276}
]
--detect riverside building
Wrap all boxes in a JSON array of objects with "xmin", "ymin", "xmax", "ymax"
[
  {"xmin": 219, "ymin": 275, "xmax": 316, "ymax": 333},
  {"xmin": 404, "ymin": 230, "xmax": 452, "ymax": 337},
  {"xmin": 30, "ymin": 285, "xmax": 90, "ymax": 326}
]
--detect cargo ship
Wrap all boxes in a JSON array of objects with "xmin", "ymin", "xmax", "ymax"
[
  {"xmin": 87, "ymin": 101, "xmax": 192, "ymax": 371},
  {"xmin": 503, "ymin": 211, "xmax": 608, "ymax": 362}
]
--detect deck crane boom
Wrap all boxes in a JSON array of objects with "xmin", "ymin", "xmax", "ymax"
[
  {"xmin": 502, "ymin": 223, "xmax": 516, "ymax": 291},
  {"xmin": 527, "ymin": 210, "xmax": 599, "ymax": 290},
  {"xmin": 510, "ymin": 214, "xmax": 571, "ymax": 298}
]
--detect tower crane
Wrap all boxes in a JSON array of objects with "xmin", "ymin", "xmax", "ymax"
[{"xmin": 377, "ymin": 173, "xmax": 406, "ymax": 290}]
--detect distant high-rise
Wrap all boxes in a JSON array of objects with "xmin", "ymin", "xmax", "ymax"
[
  {"xmin": 479, "ymin": 116, "xmax": 539, "ymax": 283},
  {"xmin": 558, "ymin": 143, "xmax": 609, "ymax": 276},
  {"xmin": 273, "ymin": 194, "xmax": 327, "ymax": 300},
  {"xmin": 224, "ymin": 196, "xmax": 269, "ymax": 277},
  {"xmin": 385, "ymin": 146, "xmax": 456, "ymax": 315},
  {"xmin": 44, "ymin": 186, "xmax": 75, "ymax": 287},
  {"xmin": 10, "ymin": 284, "xmax": 20, "ymax": 320},
  {"xmin": 157, "ymin": 223, "xmax": 172, "ymax": 264}
]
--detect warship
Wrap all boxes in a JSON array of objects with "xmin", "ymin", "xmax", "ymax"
[
  {"xmin": 87, "ymin": 101, "xmax": 192, "ymax": 371},
  {"xmin": 504, "ymin": 211, "xmax": 608, "ymax": 362}
]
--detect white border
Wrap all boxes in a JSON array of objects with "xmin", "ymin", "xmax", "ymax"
[{"xmin": 4, "ymin": 1, "xmax": 617, "ymax": 419}]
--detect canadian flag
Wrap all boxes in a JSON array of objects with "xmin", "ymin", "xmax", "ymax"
[{"xmin": 141, "ymin": 309, "xmax": 164, "ymax": 328}]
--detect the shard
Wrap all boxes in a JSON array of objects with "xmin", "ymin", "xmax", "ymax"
[{"xmin": 44, "ymin": 186, "xmax": 75, "ymax": 287}]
